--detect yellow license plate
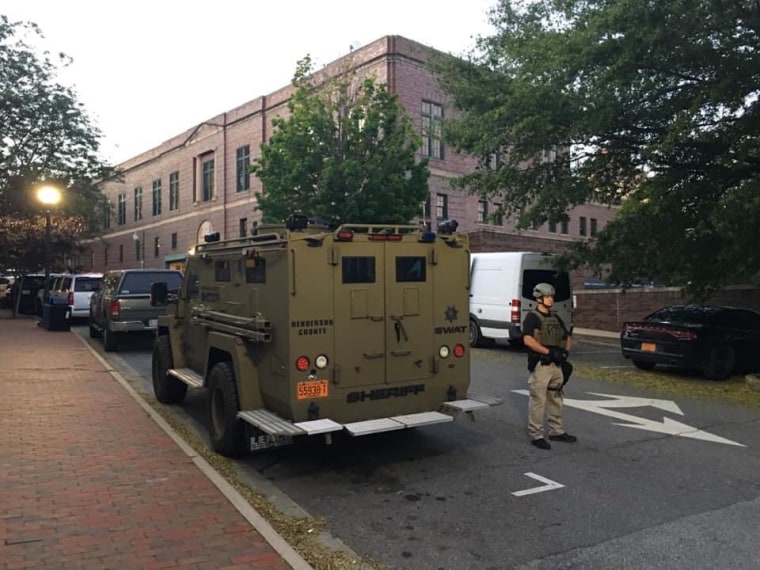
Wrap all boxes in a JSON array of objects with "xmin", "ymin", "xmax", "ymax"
[
  {"xmin": 641, "ymin": 342, "xmax": 656, "ymax": 352},
  {"xmin": 297, "ymin": 380, "xmax": 329, "ymax": 400}
]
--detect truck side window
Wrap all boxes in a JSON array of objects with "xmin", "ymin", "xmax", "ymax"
[
  {"xmin": 186, "ymin": 270, "xmax": 200, "ymax": 299},
  {"xmin": 342, "ymin": 257, "xmax": 375, "ymax": 284},
  {"xmin": 245, "ymin": 258, "xmax": 266, "ymax": 284},
  {"xmin": 396, "ymin": 256, "xmax": 426, "ymax": 282},
  {"xmin": 214, "ymin": 261, "xmax": 231, "ymax": 282}
]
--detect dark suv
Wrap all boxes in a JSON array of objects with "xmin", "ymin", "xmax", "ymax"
[{"xmin": 89, "ymin": 269, "xmax": 183, "ymax": 351}]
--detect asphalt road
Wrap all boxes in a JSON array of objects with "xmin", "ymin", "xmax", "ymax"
[{"xmin": 75, "ymin": 326, "xmax": 760, "ymax": 570}]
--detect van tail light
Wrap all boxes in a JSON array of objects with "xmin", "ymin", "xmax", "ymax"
[
  {"xmin": 110, "ymin": 300, "xmax": 120, "ymax": 317},
  {"xmin": 510, "ymin": 299, "xmax": 521, "ymax": 324},
  {"xmin": 67, "ymin": 292, "xmax": 74, "ymax": 306}
]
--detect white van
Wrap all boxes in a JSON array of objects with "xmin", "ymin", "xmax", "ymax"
[{"xmin": 469, "ymin": 252, "xmax": 573, "ymax": 347}]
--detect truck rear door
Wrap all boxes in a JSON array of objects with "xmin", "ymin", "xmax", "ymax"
[{"xmin": 332, "ymin": 236, "xmax": 434, "ymax": 388}]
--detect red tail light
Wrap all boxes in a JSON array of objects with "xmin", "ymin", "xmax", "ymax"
[
  {"xmin": 453, "ymin": 344, "xmax": 465, "ymax": 358},
  {"xmin": 295, "ymin": 356, "xmax": 310, "ymax": 371},
  {"xmin": 109, "ymin": 300, "xmax": 120, "ymax": 317},
  {"xmin": 510, "ymin": 299, "xmax": 521, "ymax": 324},
  {"xmin": 335, "ymin": 230, "xmax": 354, "ymax": 241},
  {"xmin": 67, "ymin": 291, "xmax": 74, "ymax": 306}
]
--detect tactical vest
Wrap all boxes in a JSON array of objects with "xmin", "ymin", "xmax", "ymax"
[{"xmin": 531, "ymin": 310, "xmax": 565, "ymax": 348}]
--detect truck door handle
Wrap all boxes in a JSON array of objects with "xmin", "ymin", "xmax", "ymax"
[
  {"xmin": 369, "ymin": 316, "xmax": 384, "ymax": 322},
  {"xmin": 363, "ymin": 352, "xmax": 384, "ymax": 359},
  {"xmin": 391, "ymin": 350, "xmax": 411, "ymax": 356}
]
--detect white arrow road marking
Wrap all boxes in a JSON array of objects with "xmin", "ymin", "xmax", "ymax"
[
  {"xmin": 512, "ymin": 472, "xmax": 565, "ymax": 497},
  {"xmin": 512, "ymin": 390, "xmax": 745, "ymax": 447}
]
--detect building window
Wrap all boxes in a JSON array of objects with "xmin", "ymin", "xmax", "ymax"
[
  {"xmin": 202, "ymin": 158, "xmax": 214, "ymax": 201},
  {"xmin": 119, "ymin": 244, "xmax": 124, "ymax": 263},
  {"xmin": 117, "ymin": 193, "xmax": 126, "ymax": 225},
  {"xmin": 423, "ymin": 197, "xmax": 431, "ymax": 219},
  {"xmin": 134, "ymin": 187, "xmax": 143, "ymax": 221},
  {"xmin": 171, "ymin": 233, "xmax": 178, "ymax": 250},
  {"xmin": 549, "ymin": 221, "xmax": 557, "ymax": 233},
  {"xmin": 236, "ymin": 146, "xmax": 250, "ymax": 192},
  {"xmin": 561, "ymin": 219, "xmax": 569, "ymax": 234},
  {"xmin": 590, "ymin": 218, "xmax": 598, "ymax": 237},
  {"xmin": 169, "ymin": 171, "xmax": 179, "ymax": 211},
  {"xmin": 239, "ymin": 218, "xmax": 247, "ymax": 237},
  {"xmin": 436, "ymin": 194, "xmax": 448, "ymax": 220},
  {"xmin": 531, "ymin": 219, "xmax": 540, "ymax": 231},
  {"xmin": 153, "ymin": 237, "xmax": 160, "ymax": 258},
  {"xmin": 421, "ymin": 101, "xmax": 443, "ymax": 159},
  {"xmin": 103, "ymin": 202, "xmax": 111, "ymax": 229},
  {"xmin": 135, "ymin": 238, "xmax": 141, "ymax": 261},
  {"xmin": 104, "ymin": 245, "xmax": 109, "ymax": 266},
  {"xmin": 152, "ymin": 179, "xmax": 162, "ymax": 216},
  {"xmin": 493, "ymin": 203, "xmax": 503, "ymax": 226},
  {"xmin": 477, "ymin": 200, "xmax": 488, "ymax": 223},
  {"xmin": 579, "ymin": 216, "xmax": 587, "ymax": 237}
]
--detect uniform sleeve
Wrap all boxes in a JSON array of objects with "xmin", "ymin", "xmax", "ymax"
[{"xmin": 523, "ymin": 312, "xmax": 540, "ymax": 338}]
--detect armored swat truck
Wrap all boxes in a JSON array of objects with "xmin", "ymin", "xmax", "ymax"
[{"xmin": 150, "ymin": 215, "xmax": 501, "ymax": 456}]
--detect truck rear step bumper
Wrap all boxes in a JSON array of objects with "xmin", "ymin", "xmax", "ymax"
[{"xmin": 236, "ymin": 395, "xmax": 502, "ymax": 438}]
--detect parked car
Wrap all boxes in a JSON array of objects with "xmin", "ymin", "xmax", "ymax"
[
  {"xmin": 53, "ymin": 273, "xmax": 103, "ymax": 319},
  {"xmin": 621, "ymin": 305, "xmax": 760, "ymax": 380},
  {"xmin": 14, "ymin": 273, "xmax": 63, "ymax": 315},
  {"xmin": 89, "ymin": 269, "xmax": 184, "ymax": 351},
  {"xmin": 0, "ymin": 275, "xmax": 15, "ymax": 308}
]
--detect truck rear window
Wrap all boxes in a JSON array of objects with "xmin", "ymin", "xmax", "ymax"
[
  {"xmin": 522, "ymin": 269, "xmax": 571, "ymax": 302},
  {"xmin": 74, "ymin": 277, "xmax": 102, "ymax": 292},
  {"xmin": 119, "ymin": 272, "xmax": 183, "ymax": 294},
  {"xmin": 342, "ymin": 257, "xmax": 375, "ymax": 284}
]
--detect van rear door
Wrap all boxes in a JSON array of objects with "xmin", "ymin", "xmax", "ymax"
[{"xmin": 520, "ymin": 255, "xmax": 573, "ymax": 330}]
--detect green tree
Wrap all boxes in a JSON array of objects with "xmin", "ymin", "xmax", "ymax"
[
  {"xmin": 252, "ymin": 56, "xmax": 429, "ymax": 226},
  {"xmin": 436, "ymin": 0, "xmax": 760, "ymax": 298},
  {"xmin": 0, "ymin": 16, "xmax": 116, "ymax": 274}
]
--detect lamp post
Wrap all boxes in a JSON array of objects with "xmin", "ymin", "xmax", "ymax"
[
  {"xmin": 36, "ymin": 185, "xmax": 62, "ymax": 305},
  {"xmin": 132, "ymin": 230, "xmax": 145, "ymax": 269}
]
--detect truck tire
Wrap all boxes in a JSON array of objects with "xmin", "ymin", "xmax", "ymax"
[
  {"xmin": 89, "ymin": 316, "xmax": 101, "ymax": 339},
  {"xmin": 103, "ymin": 326, "xmax": 118, "ymax": 352},
  {"xmin": 208, "ymin": 361, "xmax": 245, "ymax": 457},
  {"xmin": 703, "ymin": 346, "xmax": 735, "ymax": 381},
  {"xmin": 152, "ymin": 335, "xmax": 187, "ymax": 404}
]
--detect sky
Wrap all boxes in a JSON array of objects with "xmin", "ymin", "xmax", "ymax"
[{"xmin": 3, "ymin": 0, "xmax": 497, "ymax": 165}]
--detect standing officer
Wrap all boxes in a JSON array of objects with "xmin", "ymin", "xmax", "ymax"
[{"xmin": 522, "ymin": 283, "xmax": 576, "ymax": 450}]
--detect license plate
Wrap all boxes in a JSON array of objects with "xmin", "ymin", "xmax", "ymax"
[
  {"xmin": 297, "ymin": 380, "xmax": 329, "ymax": 400},
  {"xmin": 149, "ymin": 319, "xmax": 158, "ymax": 327},
  {"xmin": 641, "ymin": 342, "xmax": 656, "ymax": 352}
]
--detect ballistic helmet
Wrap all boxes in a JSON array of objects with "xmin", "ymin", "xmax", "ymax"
[{"xmin": 533, "ymin": 283, "xmax": 555, "ymax": 300}]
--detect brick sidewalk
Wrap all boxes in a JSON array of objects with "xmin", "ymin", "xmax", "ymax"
[{"xmin": 0, "ymin": 319, "xmax": 300, "ymax": 570}]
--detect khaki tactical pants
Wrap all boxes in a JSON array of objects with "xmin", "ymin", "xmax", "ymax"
[{"xmin": 528, "ymin": 362, "xmax": 565, "ymax": 440}]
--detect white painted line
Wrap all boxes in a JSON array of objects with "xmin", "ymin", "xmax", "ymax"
[{"xmin": 512, "ymin": 472, "xmax": 565, "ymax": 497}]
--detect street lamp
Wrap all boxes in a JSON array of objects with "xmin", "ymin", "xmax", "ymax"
[
  {"xmin": 36, "ymin": 185, "xmax": 62, "ymax": 305},
  {"xmin": 132, "ymin": 231, "xmax": 145, "ymax": 269}
]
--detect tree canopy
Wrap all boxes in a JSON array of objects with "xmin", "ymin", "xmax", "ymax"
[
  {"xmin": 436, "ymin": 0, "xmax": 760, "ymax": 298},
  {"xmin": 252, "ymin": 56, "xmax": 429, "ymax": 226},
  {"xmin": 0, "ymin": 15, "xmax": 116, "ymax": 274}
]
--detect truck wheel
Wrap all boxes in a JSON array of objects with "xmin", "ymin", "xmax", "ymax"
[
  {"xmin": 152, "ymin": 335, "xmax": 187, "ymax": 404},
  {"xmin": 208, "ymin": 362, "xmax": 245, "ymax": 457},
  {"xmin": 103, "ymin": 326, "xmax": 118, "ymax": 352},
  {"xmin": 703, "ymin": 346, "xmax": 735, "ymax": 380},
  {"xmin": 89, "ymin": 316, "xmax": 102, "ymax": 339},
  {"xmin": 469, "ymin": 318, "xmax": 484, "ymax": 348}
]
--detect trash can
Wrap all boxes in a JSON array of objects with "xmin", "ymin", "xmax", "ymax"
[{"xmin": 43, "ymin": 302, "xmax": 71, "ymax": 331}]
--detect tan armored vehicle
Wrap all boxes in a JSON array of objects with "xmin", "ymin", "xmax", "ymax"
[{"xmin": 151, "ymin": 215, "xmax": 501, "ymax": 456}]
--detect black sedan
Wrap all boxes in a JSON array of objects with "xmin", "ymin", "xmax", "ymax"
[{"xmin": 621, "ymin": 305, "xmax": 760, "ymax": 380}]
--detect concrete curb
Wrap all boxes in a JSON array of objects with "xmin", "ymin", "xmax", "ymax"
[{"xmin": 75, "ymin": 334, "xmax": 315, "ymax": 570}]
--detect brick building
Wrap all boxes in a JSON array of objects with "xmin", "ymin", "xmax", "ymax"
[{"xmin": 78, "ymin": 35, "xmax": 617, "ymax": 272}]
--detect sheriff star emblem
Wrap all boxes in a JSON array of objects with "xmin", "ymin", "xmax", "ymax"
[{"xmin": 444, "ymin": 305, "xmax": 459, "ymax": 323}]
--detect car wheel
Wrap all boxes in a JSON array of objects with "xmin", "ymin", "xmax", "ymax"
[
  {"xmin": 469, "ymin": 319, "xmax": 484, "ymax": 348},
  {"xmin": 103, "ymin": 326, "xmax": 118, "ymax": 352},
  {"xmin": 88, "ymin": 316, "xmax": 101, "ymax": 339},
  {"xmin": 152, "ymin": 335, "xmax": 187, "ymax": 404},
  {"xmin": 633, "ymin": 360, "xmax": 656, "ymax": 371},
  {"xmin": 702, "ymin": 346, "xmax": 735, "ymax": 381},
  {"xmin": 208, "ymin": 361, "xmax": 245, "ymax": 457}
]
